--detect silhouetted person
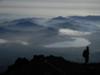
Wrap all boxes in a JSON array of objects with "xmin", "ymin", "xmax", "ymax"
[{"xmin": 82, "ymin": 46, "xmax": 90, "ymax": 64}]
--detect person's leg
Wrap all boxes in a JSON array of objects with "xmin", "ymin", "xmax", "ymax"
[{"xmin": 85, "ymin": 57, "xmax": 89, "ymax": 64}]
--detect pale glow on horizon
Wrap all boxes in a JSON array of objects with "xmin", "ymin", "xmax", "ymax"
[{"xmin": 0, "ymin": 0, "xmax": 100, "ymax": 17}]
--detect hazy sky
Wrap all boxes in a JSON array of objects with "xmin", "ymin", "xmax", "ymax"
[{"xmin": 0, "ymin": 0, "xmax": 100, "ymax": 17}]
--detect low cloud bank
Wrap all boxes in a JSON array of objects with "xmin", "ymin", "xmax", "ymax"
[
  {"xmin": 44, "ymin": 38, "xmax": 91, "ymax": 48},
  {"xmin": 0, "ymin": 39, "xmax": 29, "ymax": 46},
  {"xmin": 59, "ymin": 28, "xmax": 91, "ymax": 36}
]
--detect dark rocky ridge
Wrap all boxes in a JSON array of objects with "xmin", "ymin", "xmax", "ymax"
[{"xmin": 1, "ymin": 55, "xmax": 100, "ymax": 75}]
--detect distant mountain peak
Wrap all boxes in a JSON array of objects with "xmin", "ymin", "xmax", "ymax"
[
  {"xmin": 51, "ymin": 16, "xmax": 67, "ymax": 20},
  {"xmin": 69, "ymin": 16, "xmax": 100, "ymax": 21},
  {"xmin": 6, "ymin": 18, "xmax": 39, "ymax": 28}
]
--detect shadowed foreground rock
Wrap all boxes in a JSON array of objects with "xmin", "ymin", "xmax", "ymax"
[{"xmin": 1, "ymin": 55, "xmax": 100, "ymax": 75}]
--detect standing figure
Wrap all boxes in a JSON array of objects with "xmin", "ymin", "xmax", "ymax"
[{"xmin": 82, "ymin": 46, "xmax": 90, "ymax": 64}]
